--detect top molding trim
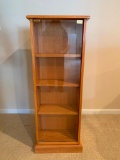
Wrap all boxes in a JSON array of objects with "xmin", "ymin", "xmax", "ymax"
[{"xmin": 26, "ymin": 15, "xmax": 90, "ymax": 20}]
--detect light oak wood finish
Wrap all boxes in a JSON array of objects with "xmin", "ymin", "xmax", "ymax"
[
  {"xmin": 39, "ymin": 130, "xmax": 77, "ymax": 143},
  {"xmin": 38, "ymin": 104, "xmax": 78, "ymax": 115},
  {"xmin": 26, "ymin": 15, "xmax": 90, "ymax": 20},
  {"xmin": 36, "ymin": 80, "xmax": 79, "ymax": 87},
  {"xmin": 78, "ymin": 20, "xmax": 87, "ymax": 144},
  {"xmin": 35, "ymin": 144, "xmax": 83, "ymax": 153},
  {"xmin": 27, "ymin": 15, "xmax": 90, "ymax": 153},
  {"xmin": 38, "ymin": 58, "xmax": 80, "ymax": 83},
  {"xmin": 30, "ymin": 20, "xmax": 39, "ymax": 142},
  {"xmin": 38, "ymin": 87, "xmax": 79, "ymax": 106},
  {"xmin": 35, "ymin": 53, "xmax": 81, "ymax": 58},
  {"xmin": 39, "ymin": 115, "xmax": 78, "ymax": 130}
]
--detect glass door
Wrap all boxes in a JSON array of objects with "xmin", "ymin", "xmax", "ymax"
[{"xmin": 34, "ymin": 19, "xmax": 83, "ymax": 144}]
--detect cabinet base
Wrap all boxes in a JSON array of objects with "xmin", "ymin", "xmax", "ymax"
[{"xmin": 35, "ymin": 143, "xmax": 83, "ymax": 153}]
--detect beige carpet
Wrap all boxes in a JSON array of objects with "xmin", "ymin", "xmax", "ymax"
[{"xmin": 0, "ymin": 114, "xmax": 120, "ymax": 160}]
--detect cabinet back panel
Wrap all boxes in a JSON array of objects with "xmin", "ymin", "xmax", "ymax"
[
  {"xmin": 37, "ymin": 58, "xmax": 80, "ymax": 83},
  {"xmin": 34, "ymin": 20, "xmax": 83, "ymax": 55},
  {"xmin": 39, "ymin": 115, "xmax": 78, "ymax": 130},
  {"xmin": 37, "ymin": 87, "xmax": 79, "ymax": 105}
]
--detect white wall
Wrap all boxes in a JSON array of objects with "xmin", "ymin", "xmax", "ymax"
[{"xmin": 0, "ymin": 0, "xmax": 120, "ymax": 112}]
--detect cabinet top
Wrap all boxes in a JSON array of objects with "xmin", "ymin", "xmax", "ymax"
[{"xmin": 26, "ymin": 15, "xmax": 90, "ymax": 20}]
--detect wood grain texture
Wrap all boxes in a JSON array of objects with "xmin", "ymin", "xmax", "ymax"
[
  {"xmin": 38, "ymin": 87, "xmax": 79, "ymax": 106},
  {"xmin": 38, "ymin": 104, "xmax": 78, "ymax": 115},
  {"xmin": 30, "ymin": 20, "xmax": 39, "ymax": 142},
  {"xmin": 35, "ymin": 143, "xmax": 83, "ymax": 153},
  {"xmin": 36, "ymin": 19, "xmax": 81, "ymax": 84},
  {"xmin": 38, "ymin": 58, "xmax": 80, "ymax": 84},
  {"xmin": 39, "ymin": 115, "xmax": 78, "ymax": 130},
  {"xmin": 35, "ymin": 53, "xmax": 81, "ymax": 58},
  {"xmin": 27, "ymin": 15, "xmax": 89, "ymax": 153},
  {"xmin": 41, "ymin": 20, "xmax": 68, "ymax": 54},
  {"xmin": 39, "ymin": 130, "xmax": 77, "ymax": 143},
  {"xmin": 36, "ymin": 80, "xmax": 79, "ymax": 87},
  {"xmin": 26, "ymin": 15, "xmax": 90, "ymax": 20},
  {"xmin": 36, "ymin": 20, "xmax": 82, "ymax": 55},
  {"xmin": 78, "ymin": 20, "xmax": 87, "ymax": 143}
]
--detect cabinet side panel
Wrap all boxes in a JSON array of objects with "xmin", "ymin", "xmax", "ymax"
[
  {"xmin": 78, "ymin": 20, "xmax": 87, "ymax": 143},
  {"xmin": 30, "ymin": 19, "xmax": 39, "ymax": 142}
]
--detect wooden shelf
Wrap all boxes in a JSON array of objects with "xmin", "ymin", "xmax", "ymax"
[
  {"xmin": 38, "ymin": 105, "xmax": 78, "ymax": 115},
  {"xmin": 39, "ymin": 130, "xmax": 77, "ymax": 144},
  {"xmin": 36, "ymin": 80, "xmax": 79, "ymax": 87},
  {"xmin": 35, "ymin": 53, "xmax": 81, "ymax": 58}
]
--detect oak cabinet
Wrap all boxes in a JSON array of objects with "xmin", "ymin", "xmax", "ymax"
[{"xmin": 26, "ymin": 15, "xmax": 90, "ymax": 153}]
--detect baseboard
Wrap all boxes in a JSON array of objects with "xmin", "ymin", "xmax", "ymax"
[
  {"xmin": 0, "ymin": 109, "xmax": 34, "ymax": 114},
  {"xmin": 82, "ymin": 109, "xmax": 120, "ymax": 114},
  {"xmin": 0, "ymin": 109, "xmax": 120, "ymax": 114}
]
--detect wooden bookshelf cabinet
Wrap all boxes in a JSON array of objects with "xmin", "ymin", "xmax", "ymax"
[{"xmin": 26, "ymin": 15, "xmax": 90, "ymax": 153}]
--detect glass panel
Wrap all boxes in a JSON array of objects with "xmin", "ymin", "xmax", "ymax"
[
  {"xmin": 37, "ymin": 58, "xmax": 80, "ymax": 84},
  {"xmin": 35, "ymin": 20, "xmax": 83, "ymax": 56},
  {"xmin": 35, "ymin": 19, "xmax": 83, "ymax": 143}
]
